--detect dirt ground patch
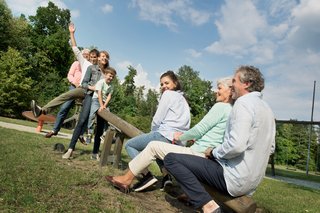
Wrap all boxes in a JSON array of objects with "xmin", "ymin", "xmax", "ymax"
[{"xmin": 52, "ymin": 148, "xmax": 196, "ymax": 213}]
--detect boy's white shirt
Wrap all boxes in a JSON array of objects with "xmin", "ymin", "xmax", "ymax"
[{"xmin": 93, "ymin": 78, "xmax": 112, "ymax": 100}]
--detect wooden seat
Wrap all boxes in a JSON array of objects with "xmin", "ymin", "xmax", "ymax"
[{"xmin": 202, "ymin": 184, "xmax": 257, "ymax": 213}]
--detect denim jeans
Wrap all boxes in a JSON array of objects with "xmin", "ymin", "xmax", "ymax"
[
  {"xmin": 125, "ymin": 131, "xmax": 171, "ymax": 172},
  {"xmin": 125, "ymin": 131, "xmax": 170, "ymax": 159},
  {"xmin": 68, "ymin": 93, "xmax": 92, "ymax": 150},
  {"xmin": 52, "ymin": 85, "xmax": 75, "ymax": 133},
  {"xmin": 87, "ymin": 98, "xmax": 100, "ymax": 134}
]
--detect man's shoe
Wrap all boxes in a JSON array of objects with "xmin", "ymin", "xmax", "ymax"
[
  {"xmin": 45, "ymin": 131, "xmax": 57, "ymax": 138},
  {"xmin": 78, "ymin": 135, "xmax": 86, "ymax": 145},
  {"xmin": 160, "ymin": 174, "xmax": 173, "ymax": 191},
  {"xmin": 31, "ymin": 100, "xmax": 43, "ymax": 118},
  {"xmin": 132, "ymin": 172, "xmax": 158, "ymax": 192}
]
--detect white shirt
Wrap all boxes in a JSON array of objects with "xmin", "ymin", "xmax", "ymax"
[
  {"xmin": 93, "ymin": 78, "xmax": 113, "ymax": 100},
  {"xmin": 151, "ymin": 90, "xmax": 191, "ymax": 141},
  {"xmin": 213, "ymin": 92, "xmax": 276, "ymax": 196},
  {"xmin": 72, "ymin": 46, "xmax": 92, "ymax": 85}
]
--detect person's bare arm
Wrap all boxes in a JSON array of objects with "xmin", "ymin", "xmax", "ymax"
[{"xmin": 69, "ymin": 23, "xmax": 77, "ymax": 47}]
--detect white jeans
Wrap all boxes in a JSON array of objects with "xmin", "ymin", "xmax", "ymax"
[{"xmin": 129, "ymin": 140, "xmax": 205, "ymax": 176}]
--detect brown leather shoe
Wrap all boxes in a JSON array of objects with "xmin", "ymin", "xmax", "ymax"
[
  {"xmin": 78, "ymin": 135, "xmax": 86, "ymax": 145},
  {"xmin": 45, "ymin": 131, "xmax": 57, "ymax": 138},
  {"xmin": 105, "ymin": 176, "xmax": 130, "ymax": 193}
]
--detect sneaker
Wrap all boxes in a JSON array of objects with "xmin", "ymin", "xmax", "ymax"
[
  {"xmin": 62, "ymin": 149, "xmax": 73, "ymax": 159},
  {"xmin": 160, "ymin": 174, "xmax": 173, "ymax": 192},
  {"xmin": 45, "ymin": 131, "xmax": 57, "ymax": 138},
  {"xmin": 86, "ymin": 134, "xmax": 92, "ymax": 144},
  {"xmin": 132, "ymin": 172, "xmax": 158, "ymax": 192},
  {"xmin": 31, "ymin": 100, "xmax": 43, "ymax": 118},
  {"xmin": 91, "ymin": 153, "xmax": 100, "ymax": 161}
]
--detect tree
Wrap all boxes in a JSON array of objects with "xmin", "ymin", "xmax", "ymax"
[
  {"xmin": 28, "ymin": 1, "xmax": 73, "ymax": 78},
  {"xmin": 0, "ymin": 0, "xmax": 12, "ymax": 51},
  {"xmin": 0, "ymin": 48, "xmax": 33, "ymax": 117},
  {"xmin": 121, "ymin": 66, "xmax": 137, "ymax": 116},
  {"xmin": 177, "ymin": 65, "xmax": 215, "ymax": 124}
]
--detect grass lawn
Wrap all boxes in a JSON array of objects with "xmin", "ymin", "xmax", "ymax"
[{"xmin": 1, "ymin": 117, "xmax": 320, "ymax": 212}]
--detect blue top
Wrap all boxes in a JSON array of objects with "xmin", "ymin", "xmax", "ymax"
[
  {"xmin": 81, "ymin": 64, "xmax": 102, "ymax": 95},
  {"xmin": 151, "ymin": 90, "xmax": 190, "ymax": 141}
]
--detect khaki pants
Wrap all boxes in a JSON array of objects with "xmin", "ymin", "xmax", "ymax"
[
  {"xmin": 129, "ymin": 141, "xmax": 204, "ymax": 176},
  {"xmin": 43, "ymin": 87, "xmax": 85, "ymax": 112}
]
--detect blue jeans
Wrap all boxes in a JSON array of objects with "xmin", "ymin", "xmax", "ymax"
[
  {"xmin": 68, "ymin": 93, "xmax": 92, "ymax": 150},
  {"xmin": 52, "ymin": 85, "xmax": 75, "ymax": 133},
  {"xmin": 87, "ymin": 98, "xmax": 100, "ymax": 134},
  {"xmin": 125, "ymin": 131, "xmax": 170, "ymax": 159},
  {"xmin": 125, "ymin": 131, "xmax": 170, "ymax": 172},
  {"xmin": 164, "ymin": 153, "xmax": 228, "ymax": 209}
]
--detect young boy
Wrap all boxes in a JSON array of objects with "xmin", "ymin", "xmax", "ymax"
[
  {"xmin": 90, "ymin": 67, "xmax": 117, "ymax": 161},
  {"xmin": 86, "ymin": 67, "xmax": 116, "ymax": 145}
]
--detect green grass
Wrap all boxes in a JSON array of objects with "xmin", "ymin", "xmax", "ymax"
[{"xmin": 1, "ymin": 118, "xmax": 320, "ymax": 212}]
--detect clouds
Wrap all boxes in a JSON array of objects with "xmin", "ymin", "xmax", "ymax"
[
  {"xmin": 4, "ymin": 0, "xmax": 320, "ymax": 120},
  {"xmin": 131, "ymin": 0, "xmax": 211, "ymax": 31},
  {"xmin": 199, "ymin": 0, "xmax": 320, "ymax": 120},
  {"xmin": 6, "ymin": 0, "xmax": 67, "ymax": 16},
  {"xmin": 205, "ymin": 0, "xmax": 268, "ymax": 59},
  {"xmin": 116, "ymin": 61, "xmax": 156, "ymax": 93},
  {"xmin": 101, "ymin": 4, "xmax": 113, "ymax": 14},
  {"xmin": 287, "ymin": 0, "xmax": 320, "ymax": 51}
]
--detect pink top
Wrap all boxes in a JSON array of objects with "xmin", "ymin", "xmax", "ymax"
[{"xmin": 67, "ymin": 61, "xmax": 82, "ymax": 86}]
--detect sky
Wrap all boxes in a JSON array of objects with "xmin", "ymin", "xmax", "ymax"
[{"xmin": 5, "ymin": 0, "xmax": 320, "ymax": 121}]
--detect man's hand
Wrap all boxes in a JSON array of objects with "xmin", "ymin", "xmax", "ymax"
[{"xmin": 204, "ymin": 147, "xmax": 214, "ymax": 159}]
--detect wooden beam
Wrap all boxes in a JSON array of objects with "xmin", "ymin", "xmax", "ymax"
[
  {"xmin": 202, "ymin": 184, "xmax": 257, "ymax": 213},
  {"xmin": 98, "ymin": 110, "xmax": 143, "ymax": 138}
]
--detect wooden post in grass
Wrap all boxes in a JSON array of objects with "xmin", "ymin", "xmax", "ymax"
[
  {"xmin": 100, "ymin": 127, "xmax": 116, "ymax": 167},
  {"xmin": 98, "ymin": 110, "xmax": 143, "ymax": 168}
]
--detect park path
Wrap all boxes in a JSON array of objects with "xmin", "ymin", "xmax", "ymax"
[
  {"xmin": 265, "ymin": 174, "xmax": 320, "ymax": 190},
  {"xmin": 1, "ymin": 120, "xmax": 320, "ymax": 190},
  {"xmin": 0, "ymin": 121, "xmax": 72, "ymax": 139}
]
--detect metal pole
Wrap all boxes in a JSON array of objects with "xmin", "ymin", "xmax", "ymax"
[{"xmin": 306, "ymin": 81, "xmax": 316, "ymax": 175}]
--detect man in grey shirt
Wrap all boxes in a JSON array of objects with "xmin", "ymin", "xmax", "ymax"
[{"xmin": 164, "ymin": 65, "xmax": 275, "ymax": 213}]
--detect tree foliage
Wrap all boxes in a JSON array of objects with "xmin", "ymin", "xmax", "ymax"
[
  {"xmin": 0, "ymin": 48, "xmax": 33, "ymax": 116},
  {"xmin": 275, "ymin": 123, "xmax": 319, "ymax": 171},
  {"xmin": 177, "ymin": 65, "xmax": 215, "ymax": 125}
]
